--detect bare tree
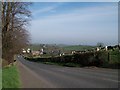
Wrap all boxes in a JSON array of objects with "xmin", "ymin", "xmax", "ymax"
[{"xmin": 2, "ymin": 2, "xmax": 32, "ymax": 65}]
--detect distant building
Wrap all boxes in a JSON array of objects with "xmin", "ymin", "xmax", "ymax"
[
  {"xmin": 32, "ymin": 51, "xmax": 40, "ymax": 56},
  {"xmin": 62, "ymin": 53, "xmax": 65, "ymax": 55},
  {"xmin": 60, "ymin": 54, "xmax": 62, "ymax": 56},
  {"xmin": 40, "ymin": 48, "xmax": 44, "ymax": 55},
  {"xmin": 22, "ymin": 49, "xmax": 26, "ymax": 53},
  {"xmin": 43, "ymin": 45, "xmax": 46, "ymax": 48},
  {"xmin": 27, "ymin": 48, "xmax": 31, "ymax": 53},
  {"xmin": 96, "ymin": 47, "xmax": 100, "ymax": 51},
  {"xmin": 105, "ymin": 46, "xmax": 108, "ymax": 51}
]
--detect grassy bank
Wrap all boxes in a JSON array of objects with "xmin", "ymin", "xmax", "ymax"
[{"xmin": 2, "ymin": 65, "xmax": 21, "ymax": 88}]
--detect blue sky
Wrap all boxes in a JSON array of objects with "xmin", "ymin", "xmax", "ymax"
[{"xmin": 29, "ymin": 2, "xmax": 118, "ymax": 45}]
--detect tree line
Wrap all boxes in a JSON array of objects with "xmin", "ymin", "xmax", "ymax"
[{"xmin": 2, "ymin": 2, "xmax": 32, "ymax": 65}]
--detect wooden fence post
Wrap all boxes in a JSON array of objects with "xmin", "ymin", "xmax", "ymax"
[{"xmin": 108, "ymin": 52, "xmax": 110, "ymax": 62}]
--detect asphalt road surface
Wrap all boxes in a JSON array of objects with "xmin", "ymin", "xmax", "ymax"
[{"xmin": 17, "ymin": 55, "xmax": 119, "ymax": 88}]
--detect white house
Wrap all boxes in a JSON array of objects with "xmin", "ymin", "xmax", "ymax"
[
  {"xmin": 22, "ymin": 49, "xmax": 26, "ymax": 53},
  {"xmin": 105, "ymin": 46, "xmax": 108, "ymax": 51},
  {"xmin": 27, "ymin": 48, "xmax": 31, "ymax": 53},
  {"xmin": 40, "ymin": 48, "xmax": 44, "ymax": 55},
  {"xmin": 96, "ymin": 47, "xmax": 100, "ymax": 51},
  {"xmin": 32, "ymin": 51, "xmax": 40, "ymax": 56}
]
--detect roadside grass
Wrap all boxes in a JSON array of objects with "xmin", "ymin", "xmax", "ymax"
[
  {"xmin": 40, "ymin": 61, "xmax": 81, "ymax": 67},
  {"xmin": 2, "ymin": 65, "xmax": 21, "ymax": 88},
  {"xmin": 42, "ymin": 62, "xmax": 66, "ymax": 66},
  {"xmin": 26, "ymin": 56, "xmax": 82, "ymax": 67},
  {"xmin": 0, "ymin": 69, "xmax": 2, "ymax": 90}
]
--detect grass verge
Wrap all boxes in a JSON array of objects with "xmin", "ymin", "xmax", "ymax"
[
  {"xmin": 0, "ymin": 69, "xmax": 2, "ymax": 90},
  {"xmin": 2, "ymin": 65, "xmax": 21, "ymax": 88},
  {"xmin": 42, "ymin": 62, "xmax": 81, "ymax": 67}
]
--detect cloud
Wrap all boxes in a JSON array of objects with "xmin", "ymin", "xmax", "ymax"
[
  {"xmin": 22, "ymin": 0, "xmax": 119, "ymax": 2},
  {"xmin": 33, "ymin": 6, "xmax": 57, "ymax": 15},
  {"xmin": 32, "ymin": 2, "xmax": 64, "ymax": 16},
  {"xmin": 30, "ymin": 4, "xmax": 118, "ymax": 45}
]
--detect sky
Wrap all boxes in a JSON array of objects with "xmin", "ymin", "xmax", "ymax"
[{"xmin": 29, "ymin": 2, "xmax": 118, "ymax": 46}]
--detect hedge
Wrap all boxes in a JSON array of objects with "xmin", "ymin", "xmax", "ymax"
[{"xmin": 25, "ymin": 50, "xmax": 120, "ymax": 68}]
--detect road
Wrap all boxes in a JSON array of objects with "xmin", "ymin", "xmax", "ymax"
[{"xmin": 16, "ymin": 55, "xmax": 119, "ymax": 88}]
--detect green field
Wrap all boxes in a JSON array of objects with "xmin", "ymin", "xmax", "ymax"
[
  {"xmin": 27, "ymin": 44, "xmax": 42, "ymax": 51},
  {"xmin": 27, "ymin": 44, "xmax": 62, "ymax": 51},
  {"xmin": 27, "ymin": 44, "xmax": 96, "ymax": 52},
  {"xmin": 2, "ymin": 65, "xmax": 21, "ymax": 88},
  {"xmin": 62, "ymin": 45, "xmax": 96, "ymax": 51}
]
